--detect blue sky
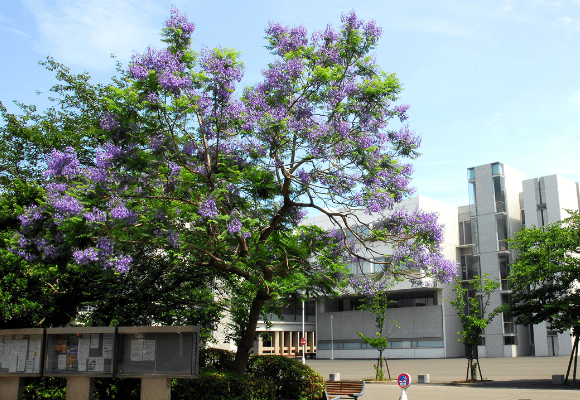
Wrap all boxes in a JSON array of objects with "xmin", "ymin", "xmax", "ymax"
[{"xmin": 2, "ymin": 0, "xmax": 580, "ymax": 206}]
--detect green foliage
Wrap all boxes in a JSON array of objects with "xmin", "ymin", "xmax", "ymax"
[
  {"xmin": 0, "ymin": 57, "xmax": 113, "ymax": 187},
  {"xmin": 448, "ymin": 275, "xmax": 500, "ymax": 381},
  {"xmin": 352, "ymin": 279, "xmax": 399, "ymax": 380},
  {"xmin": 247, "ymin": 355, "xmax": 325, "ymax": 400},
  {"xmin": 23, "ymin": 377, "xmax": 66, "ymax": 400},
  {"xmin": 507, "ymin": 212, "xmax": 580, "ymax": 333},
  {"xmin": 173, "ymin": 369, "xmax": 275, "ymax": 400},
  {"xmin": 200, "ymin": 347, "xmax": 237, "ymax": 371}
]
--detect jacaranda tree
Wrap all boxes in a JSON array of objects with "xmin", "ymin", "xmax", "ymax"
[{"xmin": 12, "ymin": 7, "xmax": 456, "ymax": 372}]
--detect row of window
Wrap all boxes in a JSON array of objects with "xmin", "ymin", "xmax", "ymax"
[
  {"xmin": 317, "ymin": 340, "xmax": 444, "ymax": 350},
  {"xmin": 324, "ymin": 292, "xmax": 437, "ymax": 312}
]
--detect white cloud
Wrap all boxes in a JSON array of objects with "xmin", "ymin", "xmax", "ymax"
[{"xmin": 24, "ymin": 0, "xmax": 171, "ymax": 72}]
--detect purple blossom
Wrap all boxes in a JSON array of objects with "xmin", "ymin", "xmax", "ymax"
[
  {"xmin": 108, "ymin": 198, "xmax": 137, "ymax": 225},
  {"xmin": 84, "ymin": 209, "xmax": 107, "ymax": 224},
  {"xmin": 73, "ymin": 248, "xmax": 100, "ymax": 265},
  {"xmin": 130, "ymin": 46, "xmax": 192, "ymax": 92},
  {"xmin": 45, "ymin": 147, "xmax": 80, "ymax": 179},
  {"xmin": 164, "ymin": 6, "xmax": 196, "ymax": 38},
  {"xmin": 100, "ymin": 114, "xmax": 119, "ymax": 132},
  {"xmin": 168, "ymin": 161, "xmax": 182, "ymax": 178},
  {"xmin": 198, "ymin": 196, "xmax": 218, "ymax": 219},
  {"xmin": 96, "ymin": 143, "xmax": 125, "ymax": 168},
  {"xmin": 227, "ymin": 215, "xmax": 242, "ymax": 235},
  {"xmin": 146, "ymin": 92, "xmax": 160, "ymax": 104},
  {"xmin": 297, "ymin": 169, "xmax": 311, "ymax": 184},
  {"xmin": 48, "ymin": 194, "xmax": 84, "ymax": 220},
  {"xmin": 109, "ymin": 254, "xmax": 132, "ymax": 273}
]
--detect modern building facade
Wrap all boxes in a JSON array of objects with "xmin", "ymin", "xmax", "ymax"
[{"xmin": 244, "ymin": 162, "xmax": 578, "ymax": 359}]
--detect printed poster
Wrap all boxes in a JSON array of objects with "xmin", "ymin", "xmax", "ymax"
[
  {"xmin": 102, "ymin": 335, "xmax": 113, "ymax": 359},
  {"xmin": 66, "ymin": 354, "xmax": 76, "ymax": 370},
  {"xmin": 67, "ymin": 336, "xmax": 78, "ymax": 355},
  {"xmin": 90, "ymin": 334, "xmax": 100, "ymax": 349},
  {"xmin": 130, "ymin": 340, "xmax": 143, "ymax": 362},
  {"xmin": 25, "ymin": 360, "xmax": 34, "ymax": 373},
  {"xmin": 143, "ymin": 340, "xmax": 156, "ymax": 362},
  {"xmin": 57, "ymin": 354, "xmax": 67, "ymax": 370},
  {"xmin": 78, "ymin": 338, "xmax": 90, "ymax": 361},
  {"xmin": 55, "ymin": 339, "xmax": 67, "ymax": 353}
]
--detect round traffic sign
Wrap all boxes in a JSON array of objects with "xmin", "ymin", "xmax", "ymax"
[
  {"xmin": 300, "ymin": 337, "xmax": 306, "ymax": 346},
  {"xmin": 397, "ymin": 373, "xmax": 411, "ymax": 389}
]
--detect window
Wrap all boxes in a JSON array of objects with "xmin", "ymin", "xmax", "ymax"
[
  {"xmin": 493, "ymin": 176, "xmax": 506, "ymax": 213},
  {"xmin": 468, "ymin": 182, "xmax": 477, "ymax": 216},
  {"xmin": 471, "ymin": 219, "xmax": 479, "ymax": 254},
  {"xmin": 520, "ymin": 210, "xmax": 526, "ymax": 227},
  {"xmin": 459, "ymin": 220, "xmax": 472, "ymax": 245},
  {"xmin": 502, "ymin": 294, "xmax": 515, "ymax": 334},
  {"xmin": 496, "ymin": 214, "xmax": 508, "ymax": 251},
  {"xmin": 539, "ymin": 208, "xmax": 548, "ymax": 227},
  {"xmin": 491, "ymin": 162, "xmax": 504, "ymax": 175},
  {"xmin": 461, "ymin": 254, "xmax": 480, "ymax": 281},
  {"xmin": 504, "ymin": 336, "xmax": 516, "ymax": 345},
  {"xmin": 499, "ymin": 255, "xmax": 510, "ymax": 291},
  {"xmin": 467, "ymin": 168, "xmax": 475, "ymax": 180}
]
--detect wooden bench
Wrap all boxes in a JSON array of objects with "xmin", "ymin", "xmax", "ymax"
[
  {"xmin": 325, "ymin": 381, "xmax": 365, "ymax": 400},
  {"xmin": 322, "ymin": 389, "xmax": 341, "ymax": 400}
]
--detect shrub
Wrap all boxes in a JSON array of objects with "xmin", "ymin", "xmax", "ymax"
[
  {"xmin": 23, "ymin": 377, "xmax": 66, "ymax": 400},
  {"xmin": 172, "ymin": 368, "xmax": 275, "ymax": 400},
  {"xmin": 248, "ymin": 356, "xmax": 324, "ymax": 400},
  {"xmin": 199, "ymin": 347, "xmax": 237, "ymax": 370}
]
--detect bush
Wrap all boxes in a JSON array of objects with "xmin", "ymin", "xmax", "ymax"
[
  {"xmin": 248, "ymin": 355, "xmax": 324, "ymax": 400},
  {"xmin": 23, "ymin": 377, "xmax": 66, "ymax": 400},
  {"xmin": 200, "ymin": 347, "xmax": 237, "ymax": 370},
  {"xmin": 172, "ymin": 368, "xmax": 275, "ymax": 400}
]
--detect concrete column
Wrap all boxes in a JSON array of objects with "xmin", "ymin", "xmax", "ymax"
[
  {"xmin": 280, "ymin": 331, "xmax": 285, "ymax": 355},
  {"xmin": 257, "ymin": 334, "xmax": 263, "ymax": 355},
  {"xmin": 0, "ymin": 377, "xmax": 25, "ymax": 400},
  {"xmin": 273, "ymin": 331, "xmax": 280, "ymax": 355},
  {"xmin": 141, "ymin": 378, "xmax": 171, "ymax": 400},
  {"xmin": 66, "ymin": 377, "xmax": 94, "ymax": 400}
]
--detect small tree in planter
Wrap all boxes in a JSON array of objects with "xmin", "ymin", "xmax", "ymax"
[
  {"xmin": 448, "ymin": 275, "xmax": 500, "ymax": 382},
  {"xmin": 350, "ymin": 275, "xmax": 400, "ymax": 380}
]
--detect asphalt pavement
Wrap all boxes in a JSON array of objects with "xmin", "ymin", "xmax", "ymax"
[{"xmin": 305, "ymin": 356, "xmax": 580, "ymax": 400}]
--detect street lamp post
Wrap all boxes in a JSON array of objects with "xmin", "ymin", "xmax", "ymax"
[
  {"xmin": 330, "ymin": 315, "xmax": 334, "ymax": 360},
  {"xmin": 302, "ymin": 300, "xmax": 305, "ymax": 364}
]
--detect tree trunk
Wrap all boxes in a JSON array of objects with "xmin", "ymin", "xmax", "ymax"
[
  {"xmin": 565, "ymin": 332, "xmax": 579, "ymax": 385},
  {"xmin": 231, "ymin": 290, "xmax": 270, "ymax": 373}
]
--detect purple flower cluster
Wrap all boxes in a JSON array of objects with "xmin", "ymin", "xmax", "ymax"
[
  {"xmin": 165, "ymin": 6, "xmax": 195, "ymax": 38},
  {"xmin": 100, "ymin": 114, "xmax": 119, "ymax": 132},
  {"xmin": 108, "ymin": 197, "xmax": 137, "ymax": 225},
  {"xmin": 198, "ymin": 196, "xmax": 218, "ymax": 219},
  {"xmin": 130, "ymin": 46, "xmax": 192, "ymax": 92},
  {"xmin": 45, "ymin": 147, "xmax": 80, "ymax": 179},
  {"xmin": 227, "ymin": 211, "xmax": 242, "ymax": 235},
  {"xmin": 265, "ymin": 22, "xmax": 309, "ymax": 56}
]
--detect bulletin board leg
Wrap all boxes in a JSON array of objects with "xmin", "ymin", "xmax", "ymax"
[
  {"xmin": 66, "ymin": 377, "xmax": 94, "ymax": 400},
  {"xmin": 0, "ymin": 377, "xmax": 24, "ymax": 400},
  {"xmin": 141, "ymin": 378, "xmax": 172, "ymax": 400}
]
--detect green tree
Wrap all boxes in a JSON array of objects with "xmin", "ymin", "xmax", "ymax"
[
  {"xmin": 507, "ymin": 212, "xmax": 580, "ymax": 385},
  {"xmin": 448, "ymin": 275, "xmax": 500, "ymax": 381},
  {"xmin": 10, "ymin": 8, "xmax": 457, "ymax": 375},
  {"xmin": 0, "ymin": 59, "xmax": 223, "ymax": 338},
  {"xmin": 350, "ymin": 276, "xmax": 399, "ymax": 380}
]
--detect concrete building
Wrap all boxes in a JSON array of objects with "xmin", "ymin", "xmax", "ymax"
[{"xmin": 247, "ymin": 162, "xmax": 578, "ymax": 360}]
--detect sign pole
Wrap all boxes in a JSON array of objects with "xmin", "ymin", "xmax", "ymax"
[
  {"xmin": 302, "ymin": 300, "xmax": 305, "ymax": 364},
  {"xmin": 397, "ymin": 372, "xmax": 411, "ymax": 400}
]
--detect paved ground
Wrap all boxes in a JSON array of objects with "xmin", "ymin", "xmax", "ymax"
[{"xmin": 305, "ymin": 356, "xmax": 580, "ymax": 400}]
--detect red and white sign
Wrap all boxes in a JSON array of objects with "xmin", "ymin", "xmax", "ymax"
[
  {"xmin": 397, "ymin": 373, "xmax": 411, "ymax": 389},
  {"xmin": 300, "ymin": 338, "xmax": 306, "ymax": 346}
]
